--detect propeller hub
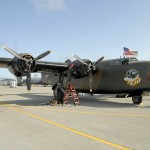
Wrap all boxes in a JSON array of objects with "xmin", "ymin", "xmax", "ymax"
[{"xmin": 20, "ymin": 54, "xmax": 36, "ymax": 71}]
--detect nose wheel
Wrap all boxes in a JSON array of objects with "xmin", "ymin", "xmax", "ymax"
[{"xmin": 132, "ymin": 96, "xmax": 142, "ymax": 104}]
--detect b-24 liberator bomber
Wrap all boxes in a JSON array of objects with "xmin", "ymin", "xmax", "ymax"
[{"xmin": 0, "ymin": 45, "xmax": 149, "ymax": 105}]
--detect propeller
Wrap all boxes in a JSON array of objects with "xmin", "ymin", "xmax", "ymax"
[
  {"xmin": 89, "ymin": 73, "xmax": 92, "ymax": 92},
  {"xmin": 72, "ymin": 54, "xmax": 104, "ymax": 92},
  {"xmin": 72, "ymin": 54, "xmax": 88, "ymax": 65},
  {"xmin": 2, "ymin": 45, "xmax": 26, "ymax": 61},
  {"xmin": 94, "ymin": 57, "xmax": 104, "ymax": 65},
  {"xmin": 34, "ymin": 50, "xmax": 51, "ymax": 61},
  {"xmin": 2, "ymin": 45, "xmax": 51, "ymax": 91},
  {"xmin": 26, "ymin": 69, "xmax": 31, "ymax": 91}
]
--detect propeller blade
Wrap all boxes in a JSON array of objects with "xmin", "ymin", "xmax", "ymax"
[
  {"xmin": 26, "ymin": 70, "xmax": 31, "ymax": 91},
  {"xmin": 72, "ymin": 54, "xmax": 88, "ymax": 65},
  {"xmin": 2, "ymin": 45, "xmax": 26, "ymax": 61},
  {"xmin": 89, "ymin": 73, "xmax": 93, "ymax": 92},
  {"xmin": 34, "ymin": 50, "xmax": 51, "ymax": 61},
  {"xmin": 94, "ymin": 57, "xmax": 104, "ymax": 65}
]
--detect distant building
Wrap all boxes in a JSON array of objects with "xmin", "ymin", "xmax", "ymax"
[{"xmin": 0, "ymin": 78, "xmax": 17, "ymax": 86}]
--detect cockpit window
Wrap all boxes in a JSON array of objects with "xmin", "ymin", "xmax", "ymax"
[
  {"xmin": 109, "ymin": 57, "xmax": 138, "ymax": 65},
  {"xmin": 128, "ymin": 57, "xmax": 138, "ymax": 62}
]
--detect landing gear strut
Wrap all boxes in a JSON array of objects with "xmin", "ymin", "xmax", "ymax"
[
  {"xmin": 52, "ymin": 72, "xmax": 65, "ymax": 105},
  {"xmin": 132, "ymin": 96, "xmax": 142, "ymax": 104},
  {"xmin": 54, "ymin": 84, "xmax": 65, "ymax": 104}
]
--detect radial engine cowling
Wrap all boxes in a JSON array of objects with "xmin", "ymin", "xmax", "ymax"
[
  {"xmin": 69, "ymin": 59, "xmax": 98, "ymax": 79},
  {"xmin": 8, "ymin": 54, "xmax": 36, "ymax": 77}
]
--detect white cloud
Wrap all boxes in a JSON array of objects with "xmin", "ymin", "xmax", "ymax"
[{"xmin": 31, "ymin": 0, "xmax": 67, "ymax": 11}]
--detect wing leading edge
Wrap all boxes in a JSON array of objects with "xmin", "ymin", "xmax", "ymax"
[
  {"xmin": 0, "ymin": 57, "xmax": 12, "ymax": 68},
  {"xmin": 0, "ymin": 57, "xmax": 69, "ymax": 73}
]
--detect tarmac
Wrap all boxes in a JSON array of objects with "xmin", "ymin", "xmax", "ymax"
[{"xmin": 0, "ymin": 86, "xmax": 150, "ymax": 150}]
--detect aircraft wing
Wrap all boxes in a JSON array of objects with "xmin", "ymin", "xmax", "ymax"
[
  {"xmin": 36, "ymin": 61, "xmax": 69, "ymax": 72},
  {"xmin": 0, "ymin": 57, "xmax": 12, "ymax": 68},
  {"xmin": 0, "ymin": 57, "xmax": 69, "ymax": 73}
]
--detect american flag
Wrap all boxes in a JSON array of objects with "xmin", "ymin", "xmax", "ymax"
[{"xmin": 123, "ymin": 47, "xmax": 134, "ymax": 55}]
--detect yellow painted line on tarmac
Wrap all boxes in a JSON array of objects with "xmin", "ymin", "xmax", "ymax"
[
  {"xmin": 23, "ymin": 106, "xmax": 150, "ymax": 118},
  {"xmin": 1, "ymin": 103, "xmax": 132, "ymax": 150}
]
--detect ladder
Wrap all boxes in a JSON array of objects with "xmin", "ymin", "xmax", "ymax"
[{"xmin": 63, "ymin": 82, "xmax": 80, "ymax": 106}]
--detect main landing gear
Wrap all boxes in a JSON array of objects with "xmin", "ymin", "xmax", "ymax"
[
  {"xmin": 52, "ymin": 72, "xmax": 65, "ymax": 105},
  {"xmin": 54, "ymin": 84, "xmax": 65, "ymax": 105},
  {"xmin": 132, "ymin": 96, "xmax": 142, "ymax": 104}
]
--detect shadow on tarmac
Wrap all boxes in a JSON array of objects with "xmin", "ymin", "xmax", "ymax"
[{"xmin": 0, "ymin": 93, "xmax": 145, "ymax": 108}]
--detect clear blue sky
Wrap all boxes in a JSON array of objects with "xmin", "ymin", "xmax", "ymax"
[{"xmin": 0, "ymin": 0, "xmax": 150, "ymax": 78}]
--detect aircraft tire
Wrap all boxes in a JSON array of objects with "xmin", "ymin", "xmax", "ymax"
[{"xmin": 132, "ymin": 96, "xmax": 142, "ymax": 104}]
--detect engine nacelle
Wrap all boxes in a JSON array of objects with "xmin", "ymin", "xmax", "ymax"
[
  {"xmin": 8, "ymin": 54, "xmax": 36, "ymax": 77},
  {"xmin": 67, "ymin": 59, "xmax": 98, "ymax": 79}
]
